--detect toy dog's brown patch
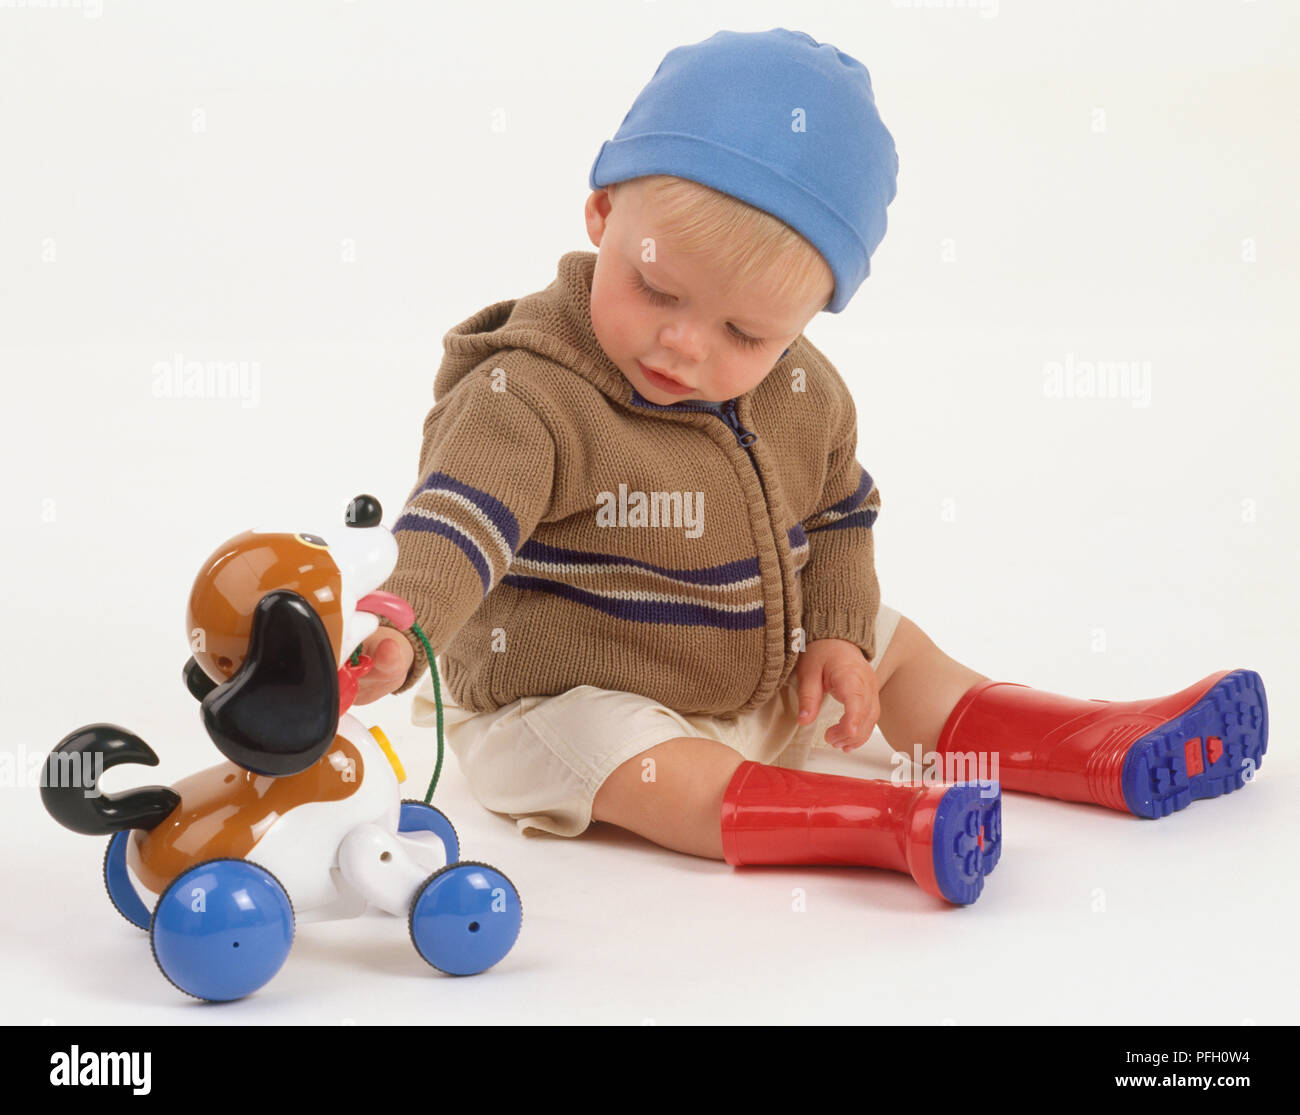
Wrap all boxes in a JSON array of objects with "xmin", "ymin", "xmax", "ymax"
[
  {"xmin": 187, "ymin": 531, "xmax": 346, "ymax": 684},
  {"xmin": 131, "ymin": 734, "xmax": 364, "ymax": 894}
]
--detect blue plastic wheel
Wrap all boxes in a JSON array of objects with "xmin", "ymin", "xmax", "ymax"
[
  {"xmin": 103, "ymin": 831, "xmax": 151, "ymax": 931},
  {"xmin": 409, "ymin": 860, "xmax": 521, "ymax": 976},
  {"xmin": 150, "ymin": 858, "xmax": 295, "ymax": 1002},
  {"xmin": 398, "ymin": 799, "xmax": 460, "ymax": 864}
]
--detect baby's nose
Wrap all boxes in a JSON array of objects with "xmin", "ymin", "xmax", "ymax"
[{"xmin": 662, "ymin": 332, "xmax": 705, "ymax": 364}]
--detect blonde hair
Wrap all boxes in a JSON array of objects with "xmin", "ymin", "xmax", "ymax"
[{"xmin": 608, "ymin": 175, "xmax": 834, "ymax": 314}]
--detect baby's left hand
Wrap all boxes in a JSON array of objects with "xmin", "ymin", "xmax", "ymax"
[{"xmin": 795, "ymin": 638, "xmax": 880, "ymax": 751}]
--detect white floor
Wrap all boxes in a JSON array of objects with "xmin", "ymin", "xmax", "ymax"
[{"xmin": 6, "ymin": 684, "xmax": 1292, "ymax": 1026}]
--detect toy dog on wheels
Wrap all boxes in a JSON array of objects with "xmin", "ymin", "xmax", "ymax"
[{"xmin": 41, "ymin": 494, "xmax": 521, "ymax": 1002}]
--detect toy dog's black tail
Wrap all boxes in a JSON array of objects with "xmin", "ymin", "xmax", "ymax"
[{"xmin": 41, "ymin": 725, "xmax": 180, "ymax": 836}]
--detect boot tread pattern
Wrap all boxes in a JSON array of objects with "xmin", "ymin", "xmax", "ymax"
[
  {"xmin": 932, "ymin": 783, "xmax": 1002, "ymax": 905},
  {"xmin": 1120, "ymin": 669, "xmax": 1267, "ymax": 818},
  {"xmin": 979, "ymin": 793, "xmax": 1002, "ymax": 876}
]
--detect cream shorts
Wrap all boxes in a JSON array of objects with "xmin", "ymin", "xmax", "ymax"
[{"xmin": 410, "ymin": 604, "xmax": 903, "ymax": 839}]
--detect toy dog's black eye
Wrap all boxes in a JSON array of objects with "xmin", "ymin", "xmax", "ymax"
[
  {"xmin": 346, "ymin": 494, "xmax": 383, "ymax": 528},
  {"xmin": 296, "ymin": 532, "xmax": 328, "ymax": 550}
]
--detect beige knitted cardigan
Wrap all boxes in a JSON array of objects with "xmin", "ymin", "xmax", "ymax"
[{"xmin": 376, "ymin": 250, "xmax": 882, "ymax": 719}]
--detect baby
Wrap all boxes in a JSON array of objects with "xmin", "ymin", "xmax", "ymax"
[{"xmin": 355, "ymin": 29, "xmax": 1268, "ymax": 906}]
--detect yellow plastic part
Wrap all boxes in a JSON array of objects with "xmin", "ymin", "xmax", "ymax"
[{"xmin": 368, "ymin": 724, "xmax": 406, "ymax": 784}]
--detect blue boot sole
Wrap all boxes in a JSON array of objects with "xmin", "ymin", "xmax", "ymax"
[
  {"xmin": 932, "ymin": 781, "xmax": 1002, "ymax": 905},
  {"xmin": 1121, "ymin": 669, "xmax": 1268, "ymax": 819}
]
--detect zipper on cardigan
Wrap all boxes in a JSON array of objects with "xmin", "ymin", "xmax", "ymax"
[
  {"xmin": 719, "ymin": 398, "xmax": 758, "ymax": 448},
  {"xmin": 716, "ymin": 399, "xmax": 767, "ymax": 501},
  {"xmin": 658, "ymin": 395, "xmax": 763, "ymax": 481},
  {"xmin": 669, "ymin": 393, "xmax": 783, "ymax": 699},
  {"xmin": 670, "ymin": 397, "xmax": 758, "ymax": 447},
  {"xmin": 674, "ymin": 397, "xmax": 763, "ymax": 488}
]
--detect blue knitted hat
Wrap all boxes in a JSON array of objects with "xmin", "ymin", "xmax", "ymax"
[{"xmin": 589, "ymin": 28, "xmax": 898, "ymax": 314}]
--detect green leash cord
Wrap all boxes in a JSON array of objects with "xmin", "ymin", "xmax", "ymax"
[{"xmin": 349, "ymin": 620, "xmax": 443, "ymax": 805}]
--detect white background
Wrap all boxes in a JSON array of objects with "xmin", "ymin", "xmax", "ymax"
[{"xmin": 2, "ymin": 0, "xmax": 1295, "ymax": 1025}]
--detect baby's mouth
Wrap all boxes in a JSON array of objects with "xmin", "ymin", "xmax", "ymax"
[{"xmin": 638, "ymin": 360, "xmax": 693, "ymax": 393}]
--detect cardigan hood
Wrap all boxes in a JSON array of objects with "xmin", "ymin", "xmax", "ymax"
[{"xmin": 433, "ymin": 251, "xmax": 634, "ymax": 408}]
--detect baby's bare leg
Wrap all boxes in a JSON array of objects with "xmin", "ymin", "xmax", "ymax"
[
  {"xmin": 591, "ymin": 736, "xmax": 744, "ymax": 860},
  {"xmin": 590, "ymin": 616, "xmax": 986, "ymax": 860},
  {"xmin": 875, "ymin": 615, "xmax": 989, "ymax": 756}
]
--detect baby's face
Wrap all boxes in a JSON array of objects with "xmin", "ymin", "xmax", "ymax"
[{"xmin": 584, "ymin": 182, "xmax": 830, "ymax": 405}]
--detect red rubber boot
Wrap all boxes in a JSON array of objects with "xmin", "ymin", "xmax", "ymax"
[
  {"xmin": 719, "ymin": 761, "xmax": 1002, "ymax": 906},
  {"xmin": 934, "ymin": 668, "xmax": 1267, "ymax": 818}
]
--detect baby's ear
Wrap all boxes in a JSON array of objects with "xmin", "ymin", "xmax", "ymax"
[{"xmin": 200, "ymin": 590, "xmax": 340, "ymax": 776}]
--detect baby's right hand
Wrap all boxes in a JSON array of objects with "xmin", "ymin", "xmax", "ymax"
[{"xmin": 354, "ymin": 627, "xmax": 416, "ymax": 704}]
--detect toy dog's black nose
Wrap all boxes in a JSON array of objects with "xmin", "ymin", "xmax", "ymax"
[{"xmin": 346, "ymin": 494, "xmax": 382, "ymax": 528}]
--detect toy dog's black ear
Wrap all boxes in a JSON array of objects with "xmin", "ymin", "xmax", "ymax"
[
  {"xmin": 201, "ymin": 589, "xmax": 340, "ymax": 776},
  {"xmin": 183, "ymin": 656, "xmax": 218, "ymax": 701}
]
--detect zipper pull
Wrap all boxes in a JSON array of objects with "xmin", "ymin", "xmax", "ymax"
[{"xmin": 724, "ymin": 400, "xmax": 758, "ymax": 447}]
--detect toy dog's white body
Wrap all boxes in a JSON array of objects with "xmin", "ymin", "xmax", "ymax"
[{"xmin": 123, "ymin": 713, "xmax": 450, "ymax": 923}]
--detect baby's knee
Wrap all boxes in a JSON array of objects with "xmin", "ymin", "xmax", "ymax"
[
  {"xmin": 591, "ymin": 736, "xmax": 745, "ymax": 857},
  {"xmin": 876, "ymin": 613, "xmax": 936, "ymax": 677}
]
